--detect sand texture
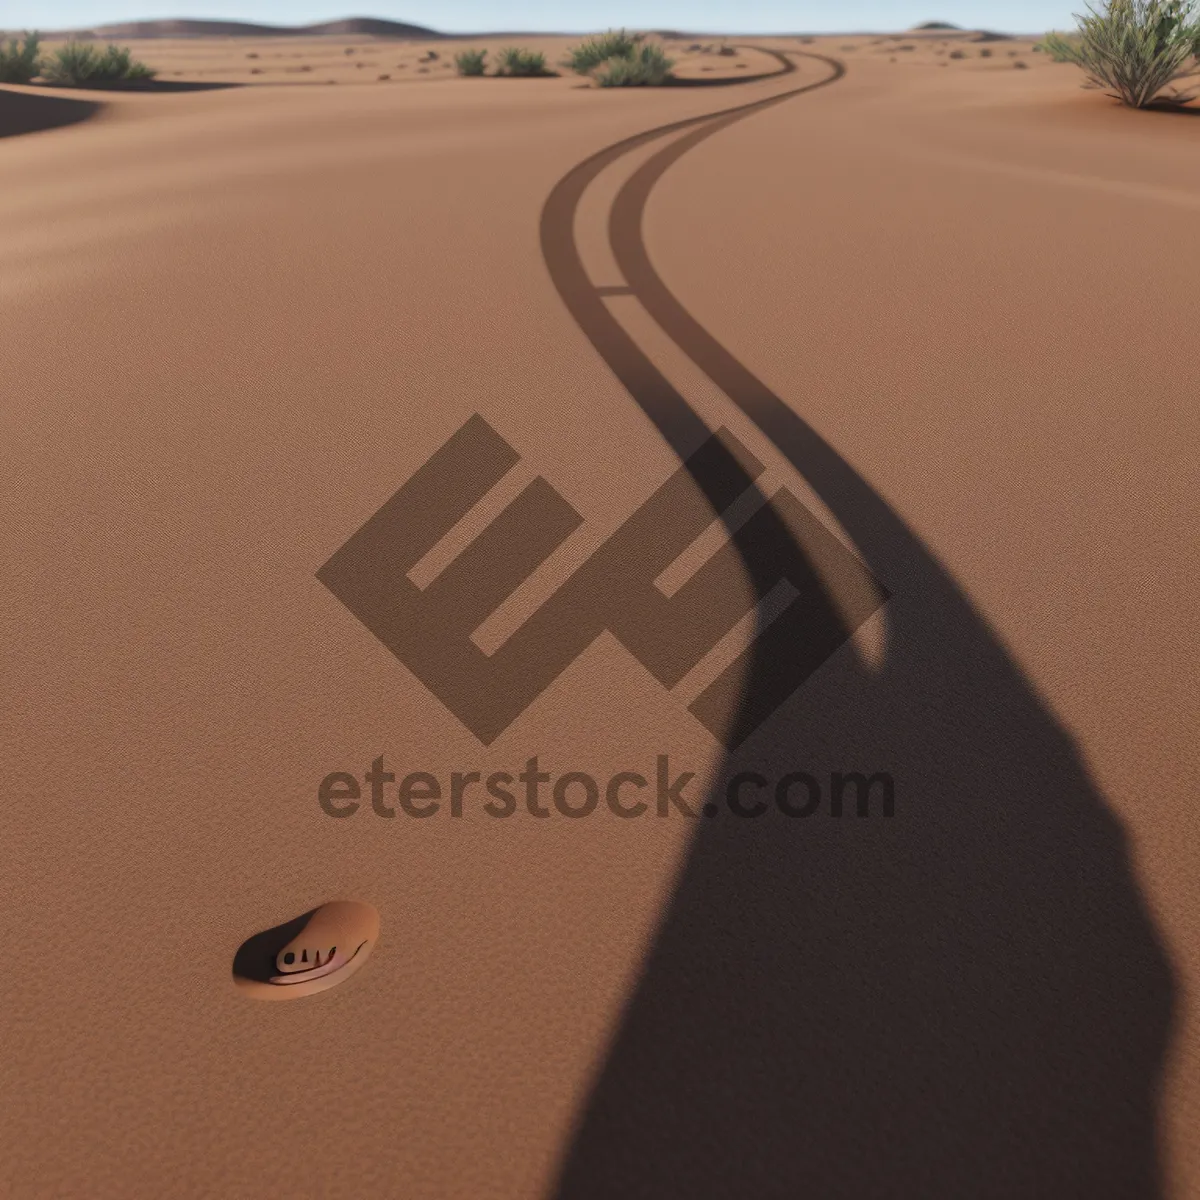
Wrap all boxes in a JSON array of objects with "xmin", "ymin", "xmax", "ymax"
[{"xmin": 3, "ymin": 31, "xmax": 1199, "ymax": 1200}]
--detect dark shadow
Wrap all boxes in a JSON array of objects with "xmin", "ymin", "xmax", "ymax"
[
  {"xmin": 1139, "ymin": 98, "xmax": 1200, "ymax": 116},
  {"xmin": 39, "ymin": 79, "xmax": 243, "ymax": 93},
  {"xmin": 231, "ymin": 908, "xmax": 319, "ymax": 985},
  {"xmin": 663, "ymin": 67, "xmax": 790, "ymax": 88},
  {"xmin": 541, "ymin": 49, "xmax": 1176, "ymax": 1200},
  {"xmin": 0, "ymin": 85, "xmax": 100, "ymax": 139}
]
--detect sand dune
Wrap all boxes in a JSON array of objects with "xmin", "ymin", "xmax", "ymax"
[{"xmin": 3, "ymin": 33, "xmax": 1198, "ymax": 1200}]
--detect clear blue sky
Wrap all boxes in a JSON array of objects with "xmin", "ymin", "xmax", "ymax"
[{"xmin": 16, "ymin": 1, "xmax": 1084, "ymax": 36}]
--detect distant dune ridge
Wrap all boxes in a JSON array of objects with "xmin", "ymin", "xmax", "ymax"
[{"xmin": 27, "ymin": 16, "xmax": 442, "ymax": 39}]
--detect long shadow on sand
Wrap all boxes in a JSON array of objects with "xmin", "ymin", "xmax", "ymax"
[
  {"xmin": 542, "ymin": 52, "xmax": 1177, "ymax": 1200},
  {"xmin": 0, "ymin": 79, "xmax": 244, "ymax": 140},
  {"xmin": 0, "ymin": 86, "xmax": 100, "ymax": 139},
  {"xmin": 40, "ymin": 79, "xmax": 243, "ymax": 93}
]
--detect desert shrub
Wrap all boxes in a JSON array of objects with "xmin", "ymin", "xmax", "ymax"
[
  {"xmin": 43, "ymin": 41, "xmax": 156, "ymax": 85},
  {"xmin": 565, "ymin": 29, "xmax": 642, "ymax": 73},
  {"xmin": 454, "ymin": 48, "xmax": 487, "ymax": 75},
  {"xmin": 592, "ymin": 42, "xmax": 675, "ymax": 86},
  {"xmin": 1041, "ymin": 0, "xmax": 1200, "ymax": 105},
  {"xmin": 949, "ymin": 48, "xmax": 966, "ymax": 58},
  {"xmin": 1036, "ymin": 33, "xmax": 1081, "ymax": 58},
  {"xmin": 981, "ymin": 47, "xmax": 993, "ymax": 56},
  {"xmin": 495, "ymin": 46, "xmax": 552, "ymax": 77},
  {"xmin": 565, "ymin": 28, "xmax": 675, "ymax": 85},
  {"xmin": 0, "ymin": 31, "xmax": 42, "ymax": 83}
]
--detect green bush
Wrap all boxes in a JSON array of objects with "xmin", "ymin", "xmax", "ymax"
[
  {"xmin": 565, "ymin": 28, "xmax": 642, "ymax": 73},
  {"xmin": 42, "ymin": 41, "xmax": 156, "ymax": 86},
  {"xmin": 454, "ymin": 48, "xmax": 487, "ymax": 76},
  {"xmin": 1036, "ymin": 33, "xmax": 1081, "ymax": 59},
  {"xmin": 592, "ymin": 43, "xmax": 675, "ymax": 86},
  {"xmin": 0, "ymin": 31, "xmax": 42, "ymax": 83},
  {"xmin": 495, "ymin": 46, "xmax": 553, "ymax": 76},
  {"xmin": 1041, "ymin": 0, "xmax": 1200, "ymax": 106}
]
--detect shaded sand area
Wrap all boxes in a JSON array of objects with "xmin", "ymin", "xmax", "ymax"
[{"xmin": 3, "ymin": 33, "xmax": 1199, "ymax": 1200}]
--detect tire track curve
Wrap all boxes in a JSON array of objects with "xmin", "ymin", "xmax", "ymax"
[{"xmin": 540, "ymin": 49, "xmax": 845, "ymax": 451}]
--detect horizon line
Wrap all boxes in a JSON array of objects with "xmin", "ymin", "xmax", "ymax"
[{"xmin": 6, "ymin": 16, "xmax": 1056, "ymax": 38}]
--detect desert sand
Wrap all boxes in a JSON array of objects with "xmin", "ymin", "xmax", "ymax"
[{"xmin": 3, "ymin": 28, "xmax": 1199, "ymax": 1200}]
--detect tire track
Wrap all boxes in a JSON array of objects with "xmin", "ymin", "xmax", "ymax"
[
  {"xmin": 539, "ymin": 50, "xmax": 844, "ymax": 451},
  {"xmin": 540, "ymin": 49, "xmax": 908, "ymax": 609},
  {"xmin": 539, "ymin": 49, "xmax": 876, "ymax": 748}
]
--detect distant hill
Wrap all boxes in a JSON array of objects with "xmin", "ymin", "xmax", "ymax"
[
  {"xmin": 906, "ymin": 22, "xmax": 1012, "ymax": 41},
  {"xmin": 44, "ymin": 16, "xmax": 441, "ymax": 39},
  {"xmin": 303, "ymin": 17, "xmax": 438, "ymax": 37}
]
